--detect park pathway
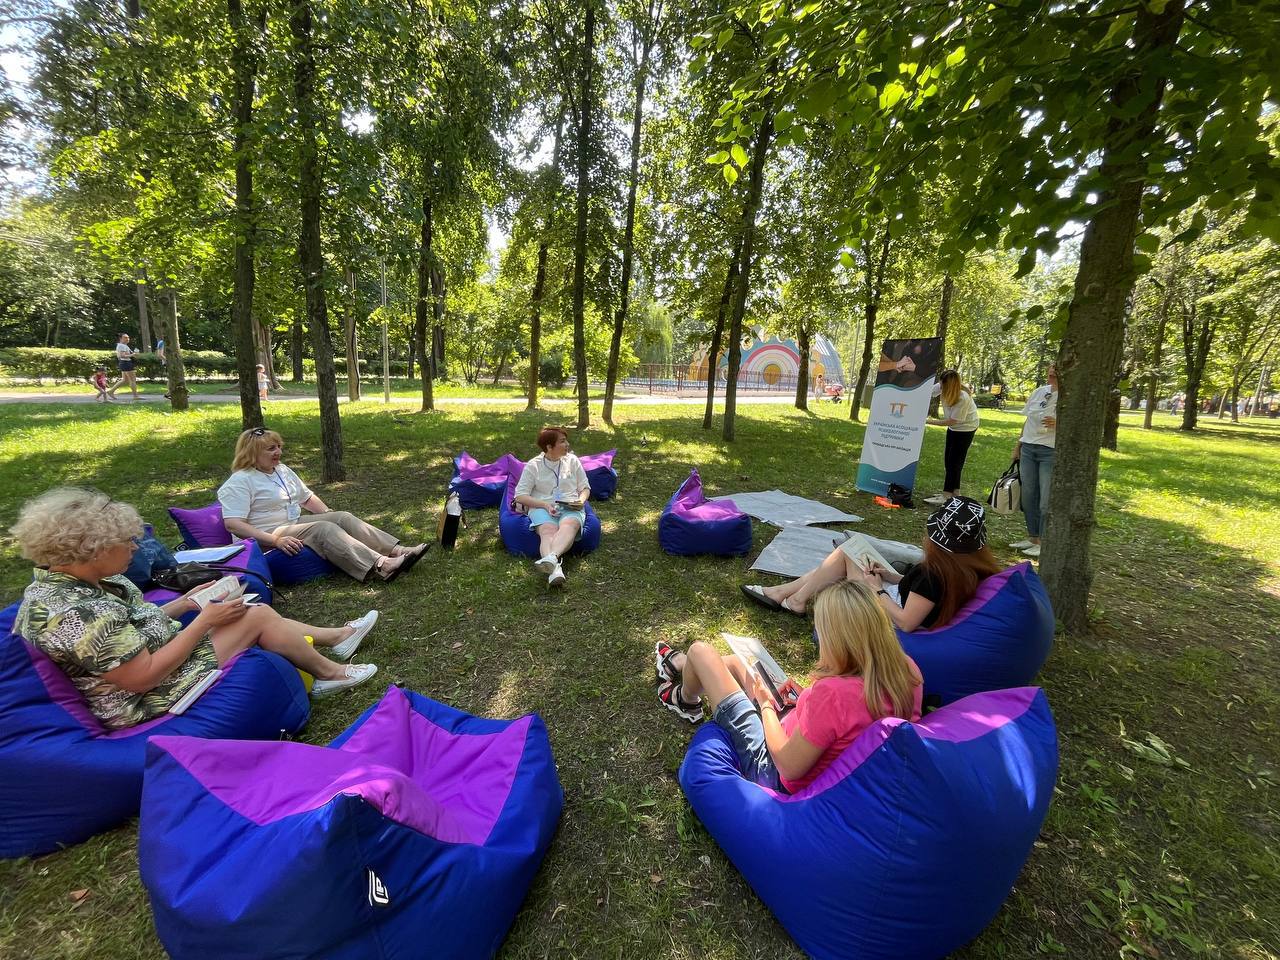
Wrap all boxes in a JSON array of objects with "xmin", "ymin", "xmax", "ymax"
[{"xmin": 0, "ymin": 391, "xmax": 831, "ymax": 407}]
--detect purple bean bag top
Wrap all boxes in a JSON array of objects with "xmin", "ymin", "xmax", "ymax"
[
  {"xmin": 449, "ymin": 452, "xmax": 525, "ymax": 509},
  {"xmin": 140, "ymin": 686, "xmax": 562, "ymax": 960},
  {"xmin": 168, "ymin": 502, "xmax": 336, "ymax": 585},
  {"xmin": 658, "ymin": 468, "xmax": 753, "ymax": 557}
]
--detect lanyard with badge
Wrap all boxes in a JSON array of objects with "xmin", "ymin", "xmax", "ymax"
[
  {"xmin": 272, "ymin": 469, "xmax": 300, "ymax": 520},
  {"xmin": 546, "ymin": 458, "xmax": 563, "ymax": 502}
]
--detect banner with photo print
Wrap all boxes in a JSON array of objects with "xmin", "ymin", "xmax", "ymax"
[{"xmin": 856, "ymin": 337, "xmax": 943, "ymax": 496}]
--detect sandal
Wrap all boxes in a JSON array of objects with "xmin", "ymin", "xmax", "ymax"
[
  {"xmin": 740, "ymin": 584, "xmax": 783, "ymax": 611},
  {"xmin": 654, "ymin": 641, "xmax": 681, "ymax": 684},
  {"xmin": 657, "ymin": 678, "xmax": 702, "ymax": 724},
  {"xmin": 395, "ymin": 543, "xmax": 430, "ymax": 577}
]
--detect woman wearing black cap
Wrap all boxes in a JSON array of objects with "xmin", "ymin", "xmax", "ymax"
[{"xmin": 742, "ymin": 496, "xmax": 1001, "ymax": 632}]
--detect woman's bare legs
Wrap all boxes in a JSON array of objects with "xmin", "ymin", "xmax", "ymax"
[
  {"xmin": 209, "ymin": 606, "xmax": 351, "ymax": 680},
  {"xmin": 670, "ymin": 642, "xmax": 751, "ymax": 710},
  {"xmin": 535, "ymin": 524, "xmax": 557, "ymax": 559},
  {"xmin": 548, "ymin": 518, "xmax": 580, "ymax": 558},
  {"xmin": 278, "ymin": 617, "xmax": 352, "ymax": 647},
  {"xmin": 761, "ymin": 545, "xmax": 850, "ymax": 610}
]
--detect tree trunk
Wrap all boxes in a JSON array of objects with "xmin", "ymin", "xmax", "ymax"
[
  {"xmin": 703, "ymin": 240, "xmax": 741, "ymax": 430},
  {"xmin": 929, "ymin": 272, "xmax": 953, "ymax": 417},
  {"xmin": 571, "ymin": 1, "xmax": 596, "ymax": 429},
  {"xmin": 1103, "ymin": 386, "xmax": 1121, "ymax": 450},
  {"xmin": 136, "ymin": 278, "xmax": 151, "ymax": 353},
  {"xmin": 159, "ymin": 288, "xmax": 189, "ymax": 411},
  {"xmin": 1181, "ymin": 302, "xmax": 1213, "ymax": 431},
  {"xmin": 257, "ymin": 318, "xmax": 279, "ymax": 388},
  {"xmin": 723, "ymin": 88, "xmax": 777, "ymax": 442},
  {"xmin": 1142, "ymin": 291, "xmax": 1172, "ymax": 428},
  {"xmin": 415, "ymin": 183, "xmax": 436, "ymax": 412},
  {"xmin": 431, "ymin": 266, "xmax": 445, "ymax": 379},
  {"xmin": 527, "ymin": 114, "xmax": 566, "ymax": 410},
  {"xmin": 291, "ymin": 312, "xmax": 304, "ymax": 381},
  {"xmin": 344, "ymin": 265, "xmax": 361, "ymax": 401},
  {"xmin": 230, "ymin": 0, "xmax": 263, "ymax": 430},
  {"xmin": 1040, "ymin": 0, "xmax": 1186, "ymax": 633},
  {"xmin": 794, "ymin": 324, "xmax": 811, "ymax": 410},
  {"xmin": 291, "ymin": 0, "xmax": 344, "ymax": 481},
  {"xmin": 603, "ymin": 34, "xmax": 653, "ymax": 424},
  {"xmin": 1251, "ymin": 363, "xmax": 1269, "ymax": 418},
  {"xmin": 850, "ymin": 230, "xmax": 892, "ymax": 423}
]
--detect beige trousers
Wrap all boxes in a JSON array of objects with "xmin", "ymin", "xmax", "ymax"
[{"xmin": 272, "ymin": 511, "xmax": 399, "ymax": 581}]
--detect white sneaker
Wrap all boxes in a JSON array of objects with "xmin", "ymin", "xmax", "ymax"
[
  {"xmin": 330, "ymin": 610, "xmax": 378, "ymax": 661},
  {"xmin": 534, "ymin": 555, "xmax": 558, "ymax": 575},
  {"xmin": 311, "ymin": 663, "xmax": 378, "ymax": 699},
  {"xmin": 923, "ymin": 494, "xmax": 950, "ymax": 506},
  {"xmin": 547, "ymin": 563, "xmax": 566, "ymax": 588},
  {"xmin": 1009, "ymin": 539, "xmax": 1034, "ymax": 550},
  {"xmin": 1021, "ymin": 543, "xmax": 1042, "ymax": 558}
]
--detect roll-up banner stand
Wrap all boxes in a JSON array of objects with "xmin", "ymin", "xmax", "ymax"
[{"xmin": 855, "ymin": 337, "xmax": 943, "ymax": 496}]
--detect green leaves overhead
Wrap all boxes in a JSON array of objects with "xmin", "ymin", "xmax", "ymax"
[{"xmin": 730, "ymin": 143, "xmax": 748, "ymax": 168}]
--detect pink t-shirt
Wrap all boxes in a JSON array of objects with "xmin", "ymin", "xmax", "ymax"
[{"xmin": 779, "ymin": 659, "xmax": 924, "ymax": 794}]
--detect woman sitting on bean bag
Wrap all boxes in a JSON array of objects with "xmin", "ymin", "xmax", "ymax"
[
  {"xmin": 742, "ymin": 496, "xmax": 1001, "ymax": 632},
  {"xmin": 11, "ymin": 488, "xmax": 380, "ymax": 728},
  {"xmin": 655, "ymin": 580, "xmax": 922, "ymax": 792},
  {"xmin": 513, "ymin": 427, "xmax": 591, "ymax": 589},
  {"xmin": 218, "ymin": 428, "xmax": 427, "ymax": 583}
]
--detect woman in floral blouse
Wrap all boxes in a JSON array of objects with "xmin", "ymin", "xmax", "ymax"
[{"xmin": 12, "ymin": 488, "xmax": 381, "ymax": 729}]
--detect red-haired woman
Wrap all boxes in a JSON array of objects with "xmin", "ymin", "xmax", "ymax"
[{"xmin": 513, "ymin": 427, "xmax": 591, "ymax": 588}]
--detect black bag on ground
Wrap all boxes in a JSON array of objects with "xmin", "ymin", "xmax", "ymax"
[
  {"xmin": 150, "ymin": 562, "xmax": 273, "ymax": 594},
  {"xmin": 886, "ymin": 483, "xmax": 915, "ymax": 509},
  {"xmin": 438, "ymin": 491, "xmax": 464, "ymax": 550}
]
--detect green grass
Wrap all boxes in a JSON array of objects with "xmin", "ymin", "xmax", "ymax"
[
  {"xmin": 0, "ymin": 376, "xmax": 585, "ymax": 399},
  {"xmin": 0, "ymin": 401, "xmax": 1276, "ymax": 960}
]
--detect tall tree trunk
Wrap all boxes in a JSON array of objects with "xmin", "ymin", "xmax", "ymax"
[
  {"xmin": 1251, "ymin": 363, "xmax": 1269, "ymax": 418},
  {"xmin": 1040, "ymin": 0, "xmax": 1186, "ymax": 633},
  {"xmin": 136, "ymin": 278, "xmax": 151, "ymax": 352},
  {"xmin": 291, "ymin": 312, "xmax": 304, "ymax": 381},
  {"xmin": 703, "ymin": 240, "xmax": 741, "ymax": 430},
  {"xmin": 344, "ymin": 265, "xmax": 361, "ymax": 401},
  {"xmin": 230, "ymin": 0, "xmax": 263, "ymax": 430},
  {"xmin": 257, "ymin": 318, "xmax": 279, "ymax": 388},
  {"xmin": 850, "ymin": 230, "xmax": 892, "ymax": 423},
  {"xmin": 723, "ymin": 88, "xmax": 777, "ymax": 442},
  {"xmin": 793, "ymin": 324, "xmax": 812, "ymax": 410},
  {"xmin": 431, "ymin": 266, "xmax": 445, "ymax": 379},
  {"xmin": 527, "ymin": 111, "xmax": 565, "ymax": 410},
  {"xmin": 160, "ymin": 288, "xmax": 189, "ymax": 411},
  {"xmin": 929, "ymin": 272, "xmax": 953, "ymax": 417},
  {"xmin": 1143, "ymin": 291, "xmax": 1173, "ymax": 428},
  {"xmin": 415, "ymin": 185, "xmax": 436, "ymax": 411},
  {"xmin": 1181, "ymin": 301, "xmax": 1213, "ymax": 431},
  {"xmin": 603, "ymin": 33, "xmax": 653, "ymax": 424},
  {"xmin": 571, "ymin": 1, "xmax": 597, "ymax": 429},
  {"xmin": 290, "ymin": 0, "xmax": 344, "ymax": 481}
]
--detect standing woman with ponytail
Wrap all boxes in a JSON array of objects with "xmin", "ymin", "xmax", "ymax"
[{"xmin": 924, "ymin": 370, "xmax": 980, "ymax": 506}]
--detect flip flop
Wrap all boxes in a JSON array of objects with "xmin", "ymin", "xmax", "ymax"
[{"xmin": 740, "ymin": 584, "xmax": 783, "ymax": 612}]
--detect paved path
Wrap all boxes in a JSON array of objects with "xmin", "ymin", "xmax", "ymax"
[{"xmin": 0, "ymin": 391, "xmax": 834, "ymax": 407}]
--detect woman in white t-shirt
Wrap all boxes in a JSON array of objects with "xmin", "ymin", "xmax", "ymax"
[
  {"xmin": 1011, "ymin": 364, "xmax": 1058, "ymax": 558},
  {"xmin": 217, "ymin": 429, "xmax": 428, "ymax": 582},
  {"xmin": 924, "ymin": 370, "xmax": 980, "ymax": 506},
  {"xmin": 513, "ymin": 427, "xmax": 591, "ymax": 589}
]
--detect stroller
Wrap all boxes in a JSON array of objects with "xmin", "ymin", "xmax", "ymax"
[{"xmin": 823, "ymin": 382, "xmax": 845, "ymax": 403}]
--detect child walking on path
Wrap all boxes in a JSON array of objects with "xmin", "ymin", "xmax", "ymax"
[
  {"xmin": 90, "ymin": 367, "xmax": 114, "ymax": 403},
  {"xmin": 655, "ymin": 580, "xmax": 923, "ymax": 793}
]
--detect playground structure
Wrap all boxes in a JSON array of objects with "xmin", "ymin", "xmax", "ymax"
[{"xmin": 618, "ymin": 333, "xmax": 846, "ymax": 397}]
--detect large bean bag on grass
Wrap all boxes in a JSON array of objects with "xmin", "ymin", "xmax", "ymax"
[
  {"xmin": 658, "ymin": 468, "xmax": 752, "ymax": 556},
  {"xmin": 498, "ymin": 465, "xmax": 601, "ymax": 558},
  {"xmin": 0, "ymin": 601, "xmax": 309, "ymax": 859},
  {"xmin": 898, "ymin": 561, "xmax": 1054, "ymax": 706},
  {"xmin": 679, "ymin": 687, "xmax": 1058, "ymax": 960},
  {"xmin": 449, "ymin": 452, "xmax": 523, "ymax": 509},
  {"xmin": 579, "ymin": 448, "xmax": 618, "ymax": 501},
  {"xmin": 168, "ymin": 502, "xmax": 337, "ymax": 585},
  {"xmin": 140, "ymin": 686, "xmax": 562, "ymax": 960}
]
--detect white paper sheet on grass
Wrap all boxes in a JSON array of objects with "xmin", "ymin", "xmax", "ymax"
[
  {"xmin": 711, "ymin": 490, "xmax": 863, "ymax": 528},
  {"xmin": 750, "ymin": 526, "xmax": 923, "ymax": 579}
]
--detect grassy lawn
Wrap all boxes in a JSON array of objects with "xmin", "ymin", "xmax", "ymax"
[
  {"xmin": 0, "ymin": 401, "xmax": 1275, "ymax": 960},
  {"xmin": 0, "ymin": 377, "xmax": 586, "ymax": 399}
]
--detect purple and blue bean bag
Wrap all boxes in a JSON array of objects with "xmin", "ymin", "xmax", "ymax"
[
  {"xmin": 169, "ymin": 501, "xmax": 338, "ymax": 585},
  {"xmin": 498, "ymin": 465, "xmax": 602, "ymax": 558},
  {"xmin": 658, "ymin": 468, "xmax": 753, "ymax": 557},
  {"xmin": 452, "ymin": 449, "xmax": 619, "ymax": 508},
  {"xmin": 0, "ymin": 600, "xmax": 309, "ymax": 859},
  {"xmin": 680, "ymin": 687, "xmax": 1058, "ymax": 960},
  {"xmin": 579, "ymin": 448, "xmax": 619, "ymax": 501},
  {"xmin": 898, "ymin": 562, "xmax": 1055, "ymax": 706},
  {"xmin": 140, "ymin": 686, "xmax": 562, "ymax": 960}
]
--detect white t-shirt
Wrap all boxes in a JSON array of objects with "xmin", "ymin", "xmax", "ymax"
[
  {"xmin": 943, "ymin": 390, "xmax": 980, "ymax": 432},
  {"xmin": 1020, "ymin": 385, "xmax": 1058, "ymax": 447},
  {"xmin": 514, "ymin": 452, "xmax": 590, "ymax": 504},
  {"xmin": 217, "ymin": 465, "xmax": 314, "ymax": 532},
  {"xmin": 115, "ymin": 342, "xmax": 135, "ymax": 360}
]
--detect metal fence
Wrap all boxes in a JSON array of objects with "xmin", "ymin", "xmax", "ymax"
[{"xmin": 614, "ymin": 363, "xmax": 840, "ymax": 398}]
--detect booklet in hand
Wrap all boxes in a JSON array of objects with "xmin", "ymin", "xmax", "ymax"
[
  {"xmin": 833, "ymin": 532, "xmax": 895, "ymax": 573},
  {"xmin": 191, "ymin": 575, "xmax": 246, "ymax": 609},
  {"xmin": 555, "ymin": 496, "xmax": 584, "ymax": 511},
  {"xmin": 722, "ymin": 632, "xmax": 798, "ymax": 713}
]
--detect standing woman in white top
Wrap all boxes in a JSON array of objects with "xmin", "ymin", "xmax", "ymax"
[
  {"xmin": 1011, "ymin": 364, "xmax": 1058, "ymax": 558},
  {"xmin": 109, "ymin": 333, "xmax": 140, "ymax": 402},
  {"xmin": 217, "ymin": 428, "xmax": 428, "ymax": 582},
  {"xmin": 925, "ymin": 370, "xmax": 981, "ymax": 506},
  {"xmin": 513, "ymin": 427, "xmax": 591, "ymax": 588}
]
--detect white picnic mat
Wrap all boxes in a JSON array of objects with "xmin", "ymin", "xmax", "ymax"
[
  {"xmin": 712, "ymin": 490, "xmax": 863, "ymax": 528},
  {"xmin": 750, "ymin": 526, "xmax": 923, "ymax": 578}
]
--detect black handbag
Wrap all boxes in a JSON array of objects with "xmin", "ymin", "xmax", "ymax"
[
  {"xmin": 438, "ymin": 491, "xmax": 464, "ymax": 550},
  {"xmin": 150, "ymin": 562, "xmax": 273, "ymax": 594}
]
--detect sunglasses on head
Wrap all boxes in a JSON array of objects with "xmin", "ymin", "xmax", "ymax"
[{"xmin": 249, "ymin": 427, "xmax": 268, "ymax": 437}]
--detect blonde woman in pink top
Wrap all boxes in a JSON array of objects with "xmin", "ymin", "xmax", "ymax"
[{"xmin": 655, "ymin": 581, "xmax": 923, "ymax": 793}]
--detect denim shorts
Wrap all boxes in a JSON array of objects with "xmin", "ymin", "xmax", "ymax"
[
  {"xmin": 712, "ymin": 691, "xmax": 782, "ymax": 790},
  {"xmin": 528, "ymin": 508, "xmax": 586, "ymax": 539}
]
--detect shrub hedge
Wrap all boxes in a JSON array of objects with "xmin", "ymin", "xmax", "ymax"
[{"xmin": 0, "ymin": 347, "xmax": 236, "ymax": 380}]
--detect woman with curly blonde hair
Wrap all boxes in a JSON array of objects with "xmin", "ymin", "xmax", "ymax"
[{"xmin": 12, "ymin": 488, "xmax": 380, "ymax": 729}]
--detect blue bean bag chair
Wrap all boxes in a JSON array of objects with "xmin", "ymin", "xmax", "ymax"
[
  {"xmin": 449, "ymin": 452, "xmax": 523, "ymax": 510},
  {"xmin": 658, "ymin": 468, "xmax": 752, "ymax": 556},
  {"xmin": 579, "ymin": 448, "xmax": 619, "ymax": 501},
  {"xmin": 680, "ymin": 687, "xmax": 1058, "ymax": 960},
  {"xmin": 498, "ymin": 464, "xmax": 601, "ymax": 559},
  {"xmin": 898, "ymin": 562, "xmax": 1055, "ymax": 706},
  {"xmin": 169, "ymin": 502, "xmax": 337, "ymax": 585},
  {"xmin": 139, "ymin": 686, "xmax": 563, "ymax": 960},
  {"xmin": 0, "ymin": 601, "xmax": 309, "ymax": 859}
]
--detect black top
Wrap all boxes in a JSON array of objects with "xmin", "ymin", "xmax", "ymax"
[{"xmin": 898, "ymin": 564, "xmax": 944, "ymax": 629}]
